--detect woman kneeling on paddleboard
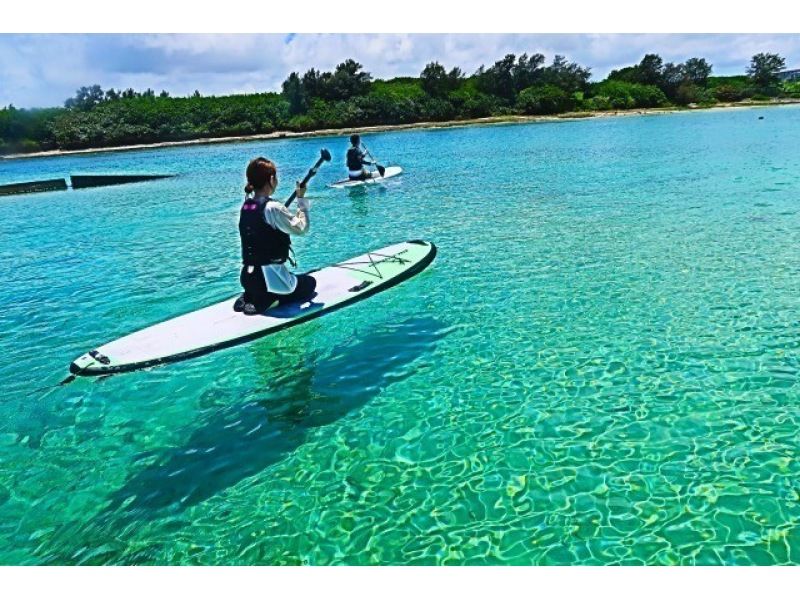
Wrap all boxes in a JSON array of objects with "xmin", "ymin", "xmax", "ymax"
[{"xmin": 234, "ymin": 157, "xmax": 317, "ymax": 315}]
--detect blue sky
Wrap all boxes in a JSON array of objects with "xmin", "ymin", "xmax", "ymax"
[{"xmin": 1, "ymin": 34, "xmax": 799, "ymax": 108}]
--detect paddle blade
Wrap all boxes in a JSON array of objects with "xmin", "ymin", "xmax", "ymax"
[{"xmin": 376, "ymin": 164, "xmax": 386, "ymax": 177}]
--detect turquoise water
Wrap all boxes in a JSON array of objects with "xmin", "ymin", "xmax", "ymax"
[{"xmin": 2, "ymin": 105, "xmax": 800, "ymax": 565}]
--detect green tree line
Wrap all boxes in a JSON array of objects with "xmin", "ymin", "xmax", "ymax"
[{"xmin": 1, "ymin": 51, "xmax": 796, "ymax": 155}]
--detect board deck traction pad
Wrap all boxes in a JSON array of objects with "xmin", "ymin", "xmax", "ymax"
[{"xmin": 69, "ymin": 240, "xmax": 436, "ymax": 376}]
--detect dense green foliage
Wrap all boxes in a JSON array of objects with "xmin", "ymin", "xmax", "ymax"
[
  {"xmin": 517, "ymin": 84, "xmax": 575, "ymax": 115},
  {"xmin": 0, "ymin": 106, "xmax": 61, "ymax": 153},
  {"xmin": 49, "ymin": 93, "xmax": 288, "ymax": 150},
  {"xmin": 783, "ymin": 81, "xmax": 800, "ymax": 98},
  {"xmin": 747, "ymin": 52, "xmax": 786, "ymax": 88},
  {"xmin": 607, "ymin": 54, "xmax": 717, "ymax": 103},
  {"xmin": 419, "ymin": 63, "xmax": 463, "ymax": 98},
  {"xmin": 1, "ymin": 51, "xmax": 796, "ymax": 155},
  {"xmin": 584, "ymin": 80, "xmax": 668, "ymax": 110}
]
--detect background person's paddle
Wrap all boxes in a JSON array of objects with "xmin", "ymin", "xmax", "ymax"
[
  {"xmin": 285, "ymin": 148, "xmax": 332, "ymax": 207},
  {"xmin": 362, "ymin": 144, "xmax": 386, "ymax": 178}
]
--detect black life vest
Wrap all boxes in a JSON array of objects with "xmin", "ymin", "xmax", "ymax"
[
  {"xmin": 238, "ymin": 196, "xmax": 291, "ymax": 266},
  {"xmin": 347, "ymin": 146, "xmax": 365, "ymax": 171}
]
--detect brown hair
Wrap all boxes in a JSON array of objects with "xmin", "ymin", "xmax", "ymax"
[{"xmin": 245, "ymin": 157, "xmax": 277, "ymax": 195}]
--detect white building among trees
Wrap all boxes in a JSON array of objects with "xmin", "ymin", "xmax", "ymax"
[{"xmin": 777, "ymin": 68, "xmax": 800, "ymax": 82}]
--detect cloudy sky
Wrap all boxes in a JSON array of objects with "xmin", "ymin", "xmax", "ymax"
[{"xmin": 2, "ymin": 33, "xmax": 799, "ymax": 108}]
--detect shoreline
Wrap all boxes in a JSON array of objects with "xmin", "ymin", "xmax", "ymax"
[{"xmin": 3, "ymin": 98, "xmax": 799, "ymax": 161}]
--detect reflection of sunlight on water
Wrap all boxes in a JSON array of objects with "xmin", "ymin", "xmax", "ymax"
[
  {"xmin": 4, "ymin": 105, "xmax": 800, "ymax": 564},
  {"xmin": 36, "ymin": 317, "xmax": 451, "ymax": 564}
]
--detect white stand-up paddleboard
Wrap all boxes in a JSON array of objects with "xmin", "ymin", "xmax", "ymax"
[
  {"xmin": 69, "ymin": 240, "xmax": 436, "ymax": 376},
  {"xmin": 328, "ymin": 166, "xmax": 403, "ymax": 189}
]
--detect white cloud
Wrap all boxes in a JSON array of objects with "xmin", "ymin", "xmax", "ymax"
[{"xmin": 1, "ymin": 33, "xmax": 799, "ymax": 108}]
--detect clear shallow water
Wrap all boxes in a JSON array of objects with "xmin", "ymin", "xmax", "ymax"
[{"xmin": 2, "ymin": 106, "xmax": 800, "ymax": 565}]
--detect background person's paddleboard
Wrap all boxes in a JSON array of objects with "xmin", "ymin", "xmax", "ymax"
[
  {"xmin": 328, "ymin": 166, "xmax": 403, "ymax": 189},
  {"xmin": 69, "ymin": 240, "xmax": 436, "ymax": 376}
]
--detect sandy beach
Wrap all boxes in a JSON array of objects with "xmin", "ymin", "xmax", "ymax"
[{"xmin": 3, "ymin": 98, "xmax": 798, "ymax": 161}]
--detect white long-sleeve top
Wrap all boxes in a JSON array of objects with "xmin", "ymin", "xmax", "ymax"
[{"xmin": 255, "ymin": 198, "xmax": 309, "ymax": 294}]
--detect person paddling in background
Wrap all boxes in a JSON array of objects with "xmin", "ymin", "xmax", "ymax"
[
  {"xmin": 234, "ymin": 157, "xmax": 317, "ymax": 315},
  {"xmin": 346, "ymin": 134, "xmax": 375, "ymax": 181}
]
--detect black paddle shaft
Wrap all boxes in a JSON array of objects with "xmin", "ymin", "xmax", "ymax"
[
  {"xmin": 285, "ymin": 148, "xmax": 332, "ymax": 207},
  {"xmin": 362, "ymin": 144, "xmax": 386, "ymax": 177}
]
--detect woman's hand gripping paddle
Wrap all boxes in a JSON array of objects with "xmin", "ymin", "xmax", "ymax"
[{"xmin": 285, "ymin": 148, "xmax": 332, "ymax": 207}]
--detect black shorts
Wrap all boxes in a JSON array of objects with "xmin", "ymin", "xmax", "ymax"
[{"xmin": 239, "ymin": 266, "xmax": 317, "ymax": 312}]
